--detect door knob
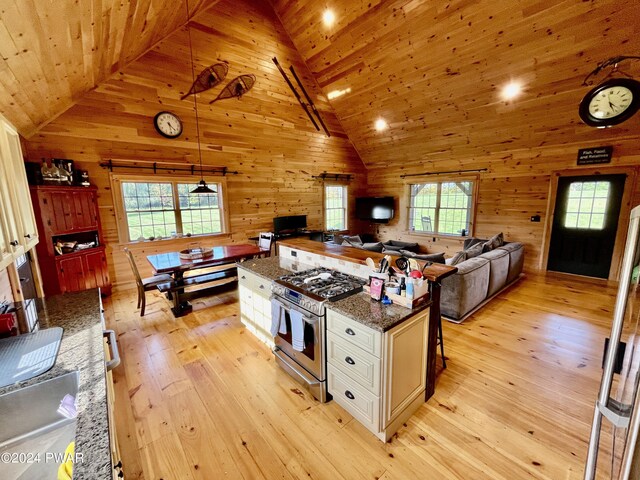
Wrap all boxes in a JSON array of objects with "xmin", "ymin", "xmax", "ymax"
[{"xmin": 9, "ymin": 240, "xmax": 18, "ymax": 247}]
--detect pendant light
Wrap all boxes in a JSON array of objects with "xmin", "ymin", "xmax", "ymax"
[{"xmin": 186, "ymin": 1, "xmax": 216, "ymax": 194}]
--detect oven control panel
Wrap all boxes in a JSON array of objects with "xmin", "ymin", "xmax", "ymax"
[{"xmin": 271, "ymin": 283, "xmax": 324, "ymax": 316}]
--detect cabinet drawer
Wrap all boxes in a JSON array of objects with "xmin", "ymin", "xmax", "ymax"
[
  {"xmin": 327, "ymin": 331, "xmax": 381, "ymax": 395},
  {"xmin": 327, "ymin": 310, "xmax": 382, "ymax": 357},
  {"xmin": 238, "ymin": 268, "xmax": 271, "ymax": 297},
  {"xmin": 328, "ymin": 370, "xmax": 380, "ymax": 433},
  {"xmin": 238, "ymin": 268, "xmax": 254, "ymax": 288}
]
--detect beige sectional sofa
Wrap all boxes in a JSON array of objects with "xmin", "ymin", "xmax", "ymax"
[{"xmin": 441, "ymin": 238, "xmax": 524, "ymax": 322}]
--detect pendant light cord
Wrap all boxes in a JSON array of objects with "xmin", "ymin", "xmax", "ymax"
[{"xmin": 185, "ymin": 0, "xmax": 205, "ymax": 181}]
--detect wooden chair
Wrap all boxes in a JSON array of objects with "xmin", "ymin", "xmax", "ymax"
[
  {"xmin": 123, "ymin": 247, "xmax": 173, "ymax": 316},
  {"xmin": 258, "ymin": 232, "xmax": 274, "ymax": 257}
]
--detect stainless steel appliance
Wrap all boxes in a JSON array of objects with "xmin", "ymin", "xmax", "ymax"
[
  {"xmin": 271, "ymin": 267, "xmax": 366, "ymax": 402},
  {"xmin": 585, "ymin": 205, "xmax": 640, "ymax": 479}
]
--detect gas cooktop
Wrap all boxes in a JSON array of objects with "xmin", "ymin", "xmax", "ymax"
[{"xmin": 275, "ymin": 267, "xmax": 366, "ymax": 302}]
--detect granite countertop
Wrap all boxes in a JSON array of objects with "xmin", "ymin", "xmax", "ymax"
[
  {"xmin": 238, "ymin": 257, "xmax": 429, "ymax": 332},
  {"xmin": 0, "ymin": 290, "xmax": 111, "ymax": 479},
  {"xmin": 326, "ymin": 292, "xmax": 431, "ymax": 332},
  {"xmin": 237, "ymin": 255, "xmax": 310, "ymax": 281}
]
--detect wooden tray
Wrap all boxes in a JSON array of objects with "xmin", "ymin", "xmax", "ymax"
[{"xmin": 179, "ymin": 248, "xmax": 213, "ymax": 260}]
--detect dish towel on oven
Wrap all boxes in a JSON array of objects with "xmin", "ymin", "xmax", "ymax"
[
  {"xmin": 290, "ymin": 310, "xmax": 305, "ymax": 352},
  {"xmin": 270, "ymin": 300, "xmax": 288, "ymax": 337}
]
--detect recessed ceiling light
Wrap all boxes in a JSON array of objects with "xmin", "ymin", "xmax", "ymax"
[
  {"xmin": 327, "ymin": 87, "xmax": 351, "ymax": 100},
  {"xmin": 501, "ymin": 81, "xmax": 523, "ymax": 101},
  {"xmin": 374, "ymin": 118, "xmax": 388, "ymax": 131},
  {"xmin": 323, "ymin": 9, "xmax": 336, "ymax": 27}
]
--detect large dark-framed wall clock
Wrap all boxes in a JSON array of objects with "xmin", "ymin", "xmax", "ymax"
[
  {"xmin": 579, "ymin": 78, "xmax": 640, "ymax": 128},
  {"xmin": 153, "ymin": 111, "xmax": 183, "ymax": 138}
]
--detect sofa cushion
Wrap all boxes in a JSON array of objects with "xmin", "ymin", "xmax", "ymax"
[
  {"xmin": 441, "ymin": 257, "xmax": 491, "ymax": 320},
  {"xmin": 482, "ymin": 232, "xmax": 504, "ymax": 252},
  {"xmin": 383, "ymin": 240, "xmax": 420, "ymax": 252},
  {"xmin": 479, "ymin": 248, "xmax": 510, "ymax": 296},
  {"xmin": 447, "ymin": 250, "xmax": 467, "ymax": 266},
  {"xmin": 496, "ymin": 242, "xmax": 525, "ymax": 283},
  {"xmin": 399, "ymin": 250, "xmax": 445, "ymax": 264},
  {"xmin": 465, "ymin": 243, "xmax": 484, "ymax": 259}
]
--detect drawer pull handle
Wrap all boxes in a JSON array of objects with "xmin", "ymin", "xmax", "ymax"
[
  {"xmin": 241, "ymin": 275, "xmax": 246, "ymax": 279},
  {"xmin": 345, "ymin": 390, "xmax": 355, "ymax": 400},
  {"xmin": 345, "ymin": 328, "xmax": 355, "ymax": 336},
  {"xmin": 345, "ymin": 356, "xmax": 355, "ymax": 365},
  {"xmin": 259, "ymin": 284, "xmax": 265, "ymax": 289}
]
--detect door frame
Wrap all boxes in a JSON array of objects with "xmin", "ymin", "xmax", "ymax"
[{"xmin": 540, "ymin": 166, "xmax": 637, "ymax": 281}]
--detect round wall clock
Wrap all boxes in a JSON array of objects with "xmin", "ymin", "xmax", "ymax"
[
  {"xmin": 579, "ymin": 78, "xmax": 640, "ymax": 127},
  {"xmin": 153, "ymin": 111, "xmax": 183, "ymax": 138}
]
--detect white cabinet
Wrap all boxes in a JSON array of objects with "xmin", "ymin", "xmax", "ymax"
[
  {"xmin": 0, "ymin": 117, "xmax": 39, "ymax": 256},
  {"xmin": 326, "ymin": 307, "xmax": 429, "ymax": 442},
  {"xmin": 238, "ymin": 268, "xmax": 274, "ymax": 347}
]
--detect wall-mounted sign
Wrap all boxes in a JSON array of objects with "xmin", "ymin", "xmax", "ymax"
[{"xmin": 577, "ymin": 146, "xmax": 613, "ymax": 165}]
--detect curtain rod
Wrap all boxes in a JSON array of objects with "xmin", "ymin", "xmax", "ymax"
[
  {"xmin": 100, "ymin": 160, "xmax": 239, "ymax": 175},
  {"xmin": 400, "ymin": 168, "xmax": 487, "ymax": 178},
  {"xmin": 312, "ymin": 172, "xmax": 353, "ymax": 181}
]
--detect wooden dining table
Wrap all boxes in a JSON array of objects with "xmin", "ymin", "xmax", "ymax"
[{"xmin": 147, "ymin": 244, "xmax": 265, "ymax": 317}]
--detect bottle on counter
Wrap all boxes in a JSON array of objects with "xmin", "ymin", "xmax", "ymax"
[{"xmin": 399, "ymin": 277, "xmax": 406, "ymax": 297}]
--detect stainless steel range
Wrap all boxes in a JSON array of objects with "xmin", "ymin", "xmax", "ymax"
[{"xmin": 271, "ymin": 267, "xmax": 366, "ymax": 402}]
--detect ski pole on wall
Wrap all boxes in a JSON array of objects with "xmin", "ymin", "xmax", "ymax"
[
  {"xmin": 289, "ymin": 65, "xmax": 331, "ymax": 137},
  {"xmin": 272, "ymin": 57, "xmax": 321, "ymax": 132}
]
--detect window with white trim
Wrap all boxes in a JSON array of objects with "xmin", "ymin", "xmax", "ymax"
[
  {"xmin": 119, "ymin": 179, "xmax": 224, "ymax": 241},
  {"xmin": 409, "ymin": 180, "xmax": 474, "ymax": 235},
  {"xmin": 325, "ymin": 185, "xmax": 347, "ymax": 231}
]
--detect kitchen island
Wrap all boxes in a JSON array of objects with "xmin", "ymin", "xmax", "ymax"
[
  {"xmin": 0, "ymin": 290, "xmax": 112, "ymax": 479},
  {"xmin": 237, "ymin": 243, "xmax": 455, "ymax": 441}
]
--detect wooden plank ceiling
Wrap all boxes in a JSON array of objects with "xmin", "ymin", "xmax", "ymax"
[
  {"xmin": 269, "ymin": 0, "xmax": 640, "ymax": 168},
  {"xmin": 0, "ymin": 0, "xmax": 213, "ymax": 137}
]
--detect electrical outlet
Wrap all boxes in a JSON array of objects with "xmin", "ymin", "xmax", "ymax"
[
  {"xmin": 530, "ymin": 215, "xmax": 541, "ymax": 222},
  {"xmin": 291, "ymin": 250, "xmax": 297, "ymax": 257}
]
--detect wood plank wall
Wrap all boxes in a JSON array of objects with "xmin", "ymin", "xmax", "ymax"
[
  {"xmin": 366, "ymin": 139, "xmax": 640, "ymax": 273},
  {"xmin": 23, "ymin": 0, "xmax": 367, "ymax": 291}
]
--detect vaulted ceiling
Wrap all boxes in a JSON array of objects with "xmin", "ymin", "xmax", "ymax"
[
  {"xmin": 1, "ymin": 0, "xmax": 639, "ymax": 168},
  {"xmin": 269, "ymin": 0, "xmax": 640, "ymax": 168},
  {"xmin": 0, "ymin": 0, "xmax": 214, "ymax": 137}
]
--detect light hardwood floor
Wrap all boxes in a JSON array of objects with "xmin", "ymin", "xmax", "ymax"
[{"xmin": 103, "ymin": 272, "xmax": 619, "ymax": 479}]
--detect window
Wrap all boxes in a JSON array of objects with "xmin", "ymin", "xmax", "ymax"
[
  {"xmin": 409, "ymin": 180, "xmax": 474, "ymax": 235},
  {"xmin": 325, "ymin": 185, "xmax": 347, "ymax": 230},
  {"xmin": 118, "ymin": 178, "xmax": 225, "ymax": 241},
  {"xmin": 564, "ymin": 180, "xmax": 610, "ymax": 230}
]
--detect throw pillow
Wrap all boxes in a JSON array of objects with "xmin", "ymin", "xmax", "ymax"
[
  {"xmin": 449, "ymin": 250, "xmax": 467, "ymax": 265},
  {"xmin": 399, "ymin": 250, "xmax": 446, "ymax": 264},
  {"xmin": 465, "ymin": 243, "xmax": 484, "ymax": 259},
  {"xmin": 463, "ymin": 237, "xmax": 486, "ymax": 250},
  {"xmin": 342, "ymin": 235, "xmax": 363, "ymax": 245},
  {"xmin": 361, "ymin": 242, "xmax": 384, "ymax": 253},
  {"xmin": 481, "ymin": 232, "xmax": 504, "ymax": 253}
]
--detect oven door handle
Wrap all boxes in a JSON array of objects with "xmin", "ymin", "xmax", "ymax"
[
  {"xmin": 270, "ymin": 296, "xmax": 319, "ymax": 324},
  {"xmin": 273, "ymin": 346, "xmax": 321, "ymax": 386}
]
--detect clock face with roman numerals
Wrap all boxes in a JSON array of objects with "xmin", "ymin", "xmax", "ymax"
[{"xmin": 579, "ymin": 78, "xmax": 640, "ymax": 128}]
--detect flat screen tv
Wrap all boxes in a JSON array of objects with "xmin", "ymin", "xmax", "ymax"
[
  {"xmin": 355, "ymin": 197, "xmax": 395, "ymax": 223},
  {"xmin": 273, "ymin": 215, "xmax": 307, "ymax": 234}
]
